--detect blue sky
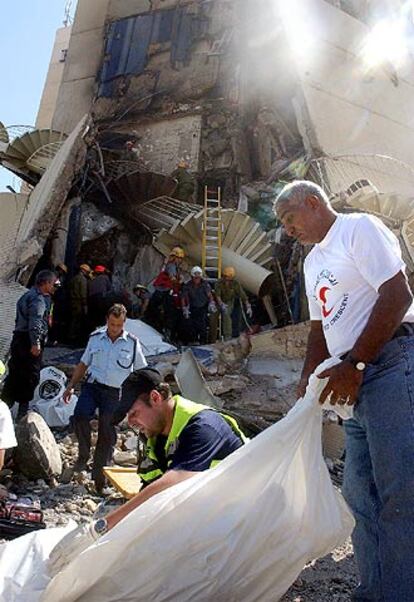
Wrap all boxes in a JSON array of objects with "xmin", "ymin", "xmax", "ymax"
[{"xmin": 0, "ymin": 0, "xmax": 77, "ymax": 191}]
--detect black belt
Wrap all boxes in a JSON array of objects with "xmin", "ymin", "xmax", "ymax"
[
  {"xmin": 392, "ymin": 322, "xmax": 414, "ymax": 339},
  {"xmin": 340, "ymin": 322, "xmax": 414, "ymax": 361},
  {"xmin": 89, "ymin": 381, "xmax": 119, "ymax": 392}
]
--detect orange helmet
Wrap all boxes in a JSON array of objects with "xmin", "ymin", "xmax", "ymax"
[
  {"xmin": 170, "ymin": 246, "xmax": 185, "ymax": 259},
  {"xmin": 223, "ymin": 266, "xmax": 235, "ymax": 279}
]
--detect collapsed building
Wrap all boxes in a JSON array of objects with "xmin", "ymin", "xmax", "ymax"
[{"xmin": 1, "ymin": 0, "xmax": 414, "ymax": 358}]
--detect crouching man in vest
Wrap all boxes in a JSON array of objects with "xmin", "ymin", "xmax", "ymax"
[{"xmin": 48, "ymin": 367, "xmax": 247, "ymax": 576}]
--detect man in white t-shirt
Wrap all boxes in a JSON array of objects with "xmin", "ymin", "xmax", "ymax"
[{"xmin": 274, "ymin": 180, "xmax": 414, "ymax": 602}]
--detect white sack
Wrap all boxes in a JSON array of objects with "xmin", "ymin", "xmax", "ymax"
[
  {"xmin": 30, "ymin": 367, "xmax": 77, "ymax": 428},
  {"xmin": 0, "ymin": 358, "xmax": 354, "ymax": 602},
  {"xmin": 125, "ymin": 318, "xmax": 176, "ymax": 356}
]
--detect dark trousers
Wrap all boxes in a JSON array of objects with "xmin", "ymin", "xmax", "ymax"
[
  {"xmin": 1, "ymin": 332, "xmax": 42, "ymax": 418},
  {"xmin": 73, "ymin": 382, "xmax": 120, "ymax": 487},
  {"xmin": 189, "ymin": 305, "xmax": 208, "ymax": 344}
]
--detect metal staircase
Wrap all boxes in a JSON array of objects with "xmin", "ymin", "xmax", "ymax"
[{"xmin": 202, "ymin": 186, "xmax": 222, "ymax": 281}]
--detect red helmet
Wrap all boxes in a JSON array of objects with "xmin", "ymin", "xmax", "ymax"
[{"xmin": 94, "ymin": 265, "xmax": 106, "ymax": 273}]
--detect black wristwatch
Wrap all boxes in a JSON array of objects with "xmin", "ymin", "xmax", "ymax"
[
  {"xmin": 93, "ymin": 518, "xmax": 108, "ymax": 536},
  {"xmin": 345, "ymin": 354, "xmax": 366, "ymax": 372}
]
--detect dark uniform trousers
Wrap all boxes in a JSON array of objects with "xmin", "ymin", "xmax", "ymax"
[
  {"xmin": 2, "ymin": 332, "xmax": 43, "ymax": 418},
  {"xmin": 73, "ymin": 382, "xmax": 120, "ymax": 488}
]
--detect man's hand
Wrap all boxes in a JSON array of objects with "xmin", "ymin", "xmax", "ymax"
[
  {"xmin": 48, "ymin": 522, "xmax": 99, "ymax": 577},
  {"xmin": 30, "ymin": 344, "xmax": 41, "ymax": 357},
  {"xmin": 208, "ymin": 301, "xmax": 217, "ymax": 313},
  {"xmin": 245, "ymin": 302, "xmax": 253, "ymax": 318},
  {"xmin": 318, "ymin": 362, "xmax": 363, "ymax": 406},
  {"xmin": 220, "ymin": 303, "xmax": 228, "ymax": 314},
  {"xmin": 182, "ymin": 306, "xmax": 191, "ymax": 319},
  {"xmin": 63, "ymin": 386, "xmax": 74, "ymax": 404}
]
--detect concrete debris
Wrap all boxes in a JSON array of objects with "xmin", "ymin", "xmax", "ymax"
[
  {"xmin": 14, "ymin": 412, "xmax": 62, "ymax": 481},
  {"xmin": 113, "ymin": 450, "xmax": 137, "ymax": 466},
  {"xmin": 80, "ymin": 202, "xmax": 121, "ymax": 242}
]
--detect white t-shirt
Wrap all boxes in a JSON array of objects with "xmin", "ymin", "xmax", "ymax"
[
  {"xmin": 0, "ymin": 401, "xmax": 17, "ymax": 449},
  {"xmin": 304, "ymin": 213, "xmax": 414, "ymax": 357}
]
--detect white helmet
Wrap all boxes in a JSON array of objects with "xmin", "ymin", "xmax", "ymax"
[{"xmin": 191, "ymin": 266, "xmax": 203, "ymax": 277}]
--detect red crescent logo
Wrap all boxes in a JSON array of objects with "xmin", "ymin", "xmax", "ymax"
[{"xmin": 319, "ymin": 286, "xmax": 333, "ymax": 318}]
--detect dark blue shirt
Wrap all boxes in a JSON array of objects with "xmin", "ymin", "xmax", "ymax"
[
  {"xmin": 155, "ymin": 409, "xmax": 244, "ymax": 472},
  {"xmin": 14, "ymin": 287, "xmax": 52, "ymax": 346}
]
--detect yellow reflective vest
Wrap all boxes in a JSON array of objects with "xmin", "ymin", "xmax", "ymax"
[{"xmin": 138, "ymin": 395, "xmax": 247, "ymax": 485}]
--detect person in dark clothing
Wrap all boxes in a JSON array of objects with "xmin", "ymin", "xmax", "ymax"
[
  {"xmin": 88, "ymin": 265, "xmax": 112, "ymax": 332},
  {"xmin": 171, "ymin": 160, "xmax": 195, "ymax": 202},
  {"xmin": 2, "ymin": 270, "xmax": 57, "ymax": 418},
  {"xmin": 182, "ymin": 266, "xmax": 217, "ymax": 344},
  {"xmin": 69, "ymin": 264, "xmax": 91, "ymax": 345},
  {"xmin": 49, "ymin": 263, "xmax": 69, "ymax": 344},
  {"xmin": 49, "ymin": 368, "xmax": 246, "ymax": 574}
]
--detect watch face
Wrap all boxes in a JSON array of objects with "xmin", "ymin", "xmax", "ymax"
[
  {"xmin": 356, "ymin": 362, "xmax": 366, "ymax": 371},
  {"xmin": 94, "ymin": 518, "xmax": 107, "ymax": 534}
]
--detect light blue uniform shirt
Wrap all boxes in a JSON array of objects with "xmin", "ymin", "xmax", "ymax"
[{"xmin": 81, "ymin": 328, "xmax": 147, "ymax": 388}]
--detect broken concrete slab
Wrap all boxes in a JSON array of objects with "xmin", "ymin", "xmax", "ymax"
[
  {"xmin": 14, "ymin": 412, "xmax": 62, "ymax": 481},
  {"xmin": 175, "ymin": 349, "xmax": 221, "ymax": 409}
]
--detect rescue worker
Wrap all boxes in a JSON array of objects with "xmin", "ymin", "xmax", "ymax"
[
  {"xmin": 182, "ymin": 266, "xmax": 217, "ymax": 344},
  {"xmin": 69, "ymin": 264, "xmax": 91, "ymax": 345},
  {"xmin": 171, "ymin": 160, "xmax": 195, "ymax": 202},
  {"xmin": 146, "ymin": 247, "xmax": 185, "ymax": 341},
  {"xmin": 2, "ymin": 270, "xmax": 57, "ymax": 418},
  {"xmin": 88, "ymin": 265, "xmax": 112, "ymax": 331},
  {"xmin": 63, "ymin": 304, "xmax": 147, "ymax": 493},
  {"xmin": 215, "ymin": 267, "xmax": 252, "ymax": 340},
  {"xmin": 131, "ymin": 284, "xmax": 151, "ymax": 320},
  {"xmin": 49, "ymin": 367, "xmax": 246, "ymax": 574}
]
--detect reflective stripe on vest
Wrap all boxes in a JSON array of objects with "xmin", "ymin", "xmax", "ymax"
[{"xmin": 138, "ymin": 395, "xmax": 247, "ymax": 484}]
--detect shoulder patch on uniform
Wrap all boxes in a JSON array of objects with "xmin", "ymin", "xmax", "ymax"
[{"xmin": 126, "ymin": 332, "xmax": 138, "ymax": 341}]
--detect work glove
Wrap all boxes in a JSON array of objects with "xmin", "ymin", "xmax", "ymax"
[
  {"xmin": 208, "ymin": 301, "xmax": 217, "ymax": 313},
  {"xmin": 47, "ymin": 521, "xmax": 100, "ymax": 577},
  {"xmin": 245, "ymin": 303, "xmax": 253, "ymax": 318},
  {"xmin": 183, "ymin": 306, "xmax": 191, "ymax": 319},
  {"xmin": 220, "ymin": 303, "xmax": 228, "ymax": 314}
]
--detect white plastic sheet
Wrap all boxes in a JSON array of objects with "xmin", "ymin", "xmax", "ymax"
[
  {"xmin": 125, "ymin": 318, "xmax": 176, "ymax": 356},
  {"xmin": 0, "ymin": 358, "xmax": 354, "ymax": 602},
  {"xmin": 30, "ymin": 367, "xmax": 77, "ymax": 428}
]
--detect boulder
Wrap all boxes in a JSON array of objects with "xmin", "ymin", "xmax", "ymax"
[{"xmin": 14, "ymin": 412, "xmax": 62, "ymax": 480}]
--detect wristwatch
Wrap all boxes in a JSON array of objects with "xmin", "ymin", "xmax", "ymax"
[
  {"xmin": 93, "ymin": 518, "xmax": 108, "ymax": 536},
  {"xmin": 345, "ymin": 354, "xmax": 366, "ymax": 372}
]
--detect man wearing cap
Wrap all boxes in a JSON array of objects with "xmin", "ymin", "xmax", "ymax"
[
  {"xmin": 215, "ymin": 267, "xmax": 252, "ymax": 340},
  {"xmin": 88, "ymin": 265, "xmax": 113, "ymax": 331},
  {"xmin": 49, "ymin": 367, "xmax": 246, "ymax": 574},
  {"xmin": 63, "ymin": 304, "xmax": 147, "ymax": 493},
  {"xmin": 69, "ymin": 264, "xmax": 91, "ymax": 345},
  {"xmin": 171, "ymin": 160, "xmax": 195, "ymax": 202},
  {"xmin": 182, "ymin": 266, "xmax": 216, "ymax": 344},
  {"xmin": 131, "ymin": 284, "xmax": 151, "ymax": 320},
  {"xmin": 146, "ymin": 247, "xmax": 185, "ymax": 340},
  {"xmin": 2, "ymin": 270, "xmax": 57, "ymax": 418}
]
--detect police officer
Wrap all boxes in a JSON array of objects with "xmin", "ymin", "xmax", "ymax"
[
  {"xmin": 49, "ymin": 367, "xmax": 247, "ymax": 574},
  {"xmin": 2, "ymin": 269, "xmax": 57, "ymax": 418},
  {"xmin": 63, "ymin": 303, "xmax": 147, "ymax": 493}
]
